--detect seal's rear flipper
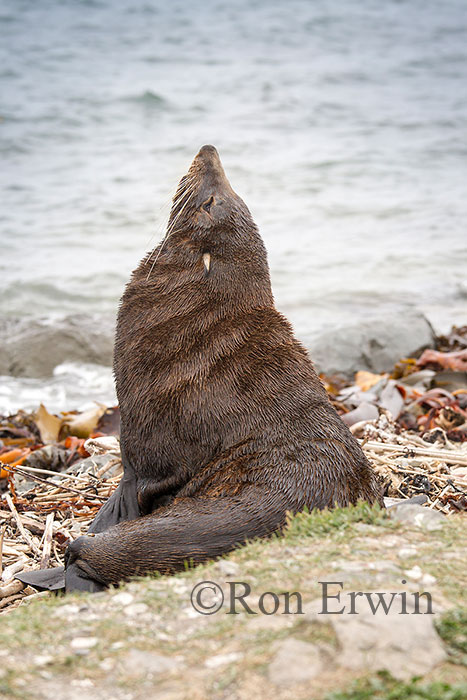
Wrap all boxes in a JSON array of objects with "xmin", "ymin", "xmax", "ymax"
[
  {"xmin": 64, "ymin": 562, "xmax": 107, "ymax": 592},
  {"xmin": 14, "ymin": 449, "xmax": 140, "ymax": 592},
  {"xmin": 15, "ymin": 566, "xmax": 65, "ymax": 591},
  {"xmin": 63, "ymin": 487, "xmax": 293, "ymax": 589}
]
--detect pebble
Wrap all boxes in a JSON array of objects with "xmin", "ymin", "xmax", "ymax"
[
  {"xmin": 302, "ymin": 593, "xmax": 446, "ymax": 680},
  {"xmin": 119, "ymin": 649, "xmax": 182, "ymax": 677},
  {"xmin": 70, "ymin": 679, "xmax": 94, "ymax": 688},
  {"xmin": 70, "ymin": 637, "xmax": 98, "ymax": 652},
  {"xmin": 33, "ymin": 655, "xmax": 54, "ymax": 666},
  {"xmin": 389, "ymin": 503, "xmax": 445, "ymax": 530},
  {"xmin": 215, "ymin": 560, "xmax": 240, "ymax": 577},
  {"xmin": 53, "ymin": 603, "xmax": 81, "ymax": 618},
  {"xmin": 398, "ymin": 547, "xmax": 418, "ymax": 559},
  {"xmin": 404, "ymin": 565, "xmax": 423, "ymax": 581},
  {"xmin": 124, "ymin": 602, "xmax": 149, "ymax": 617},
  {"xmin": 99, "ymin": 658, "xmax": 115, "ymax": 672},
  {"xmin": 112, "ymin": 592, "xmax": 134, "ymax": 606},
  {"xmin": 111, "ymin": 641, "xmax": 125, "ymax": 650},
  {"xmin": 205, "ymin": 652, "xmax": 242, "ymax": 669}
]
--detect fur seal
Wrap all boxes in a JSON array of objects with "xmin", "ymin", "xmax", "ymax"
[{"xmin": 18, "ymin": 145, "xmax": 383, "ymax": 592}]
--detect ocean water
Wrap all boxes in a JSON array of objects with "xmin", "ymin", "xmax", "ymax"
[{"xmin": 1, "ymin": 0, "xmax": 466, "ymax": 412}]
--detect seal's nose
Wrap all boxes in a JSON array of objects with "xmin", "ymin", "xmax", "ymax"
[
  {"xmin": 197, "ymin": 144, "xmax": 219, "ymax": 159},
  {"xmin": 196, "ymin": 145, "xmax": 222, "ymax": 171}
]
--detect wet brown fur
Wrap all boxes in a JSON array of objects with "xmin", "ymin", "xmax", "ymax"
[{"xmin": 68, "ymin": 145, "xmax": 383, "ymax": 586}]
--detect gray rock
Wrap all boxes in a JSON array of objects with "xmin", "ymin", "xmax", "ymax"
[
  {"xmin": 384, "ymin": 495, "xmax": 428, "ymax": 508},
  {"xmin": 215, "ymin": 560, "xmax": 240, "ymax": 577},
  {"xmin": 308, "ymin": 311, "xmax": 434, "ymax": 376},
  {"xmin": 389, "ymin": 503, "xmax": 445, "ymax": 530},
  {"xmin": 0, "ymin": 314, "xmax": 114, "ymax": 377},
  {"xmin": 331, "ymin": 598, "xmax": 445, "ymax": 679},
  {"xmin": 304, "ymin": 594, "xmax": 446, "ymax": 680},
  {"xmin": 119, "ymin": 649, "xmax": 182, "ymax": 677},
  {"xmin": 268, "ymin": 638, "xmax": 325, "ymax": 686}
]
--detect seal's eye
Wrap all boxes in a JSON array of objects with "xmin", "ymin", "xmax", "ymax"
[{"xmin": 202, "ymin": 196, "xmax": 214, "ymax": 213}]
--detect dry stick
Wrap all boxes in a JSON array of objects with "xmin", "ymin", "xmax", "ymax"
[
  {"xmin": 0, "ymin": 593, "xmax": 26, "ymax": 610},
  {"xmin": 4, "ymin": 494, "xmax": 41, "ymax": 556},
  {"xmin": 5, "ymin": 467, "xmax": 108, "ymax": 501},
  {"xmin": 4, "ymin": 463, "xmax": 95, "ymax": 481},
  {"xmin": 52, "ymin": 540, "xmax": 64, "ymax": 567},
  {"xmin": 429, "ymin": 483, "xmax": 454, "ymax": 511},
  {"xmin": 0, "ymin": 524, "xmax": 6, "ymax": 577},
  {"xmin": 367, "ymin": 451, "xmax": 467, "ymax": 486},
  {"xmin": 96, "ymin": 457, "xmax": 122, "ymax": 479},
  {"xmin": 19, "ymin": 590, "xmax": 50, "ymax": 606},
  {"xmin": 40, "ymin": 513, "xmax": 54, "ymax": 569},
  {"xmin": 363, "ymin": 441, "xmax": 467, "ymax": 465},
  {"xmin": 0, "ymin": 578, "xmax": 24, "ymax": 599}
]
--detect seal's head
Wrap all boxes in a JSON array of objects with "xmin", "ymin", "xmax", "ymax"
[
  {"xmin": 172, "ymin": 144, "xmax": 250, "ymax": 232},
  {"xmin": 143, "ymin": 145, "xmax": 273, "ymax": 308}
]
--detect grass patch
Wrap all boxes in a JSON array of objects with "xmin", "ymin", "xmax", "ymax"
[
  {"xmin": 325, "ymin": 671, "xmax": 467, "ymax": 700},
  {"xmin": 0, "ymin": 670, "xmax": 31, "ymax": 700},
  {"xmin": 436, "ymin": 608, "xmax": 467, "ymax": 666},
  {"xmin": 283, "ymin": 501, "xmax": 387, "ymax": 541}
]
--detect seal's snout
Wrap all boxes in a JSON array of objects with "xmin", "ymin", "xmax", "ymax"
[
  {"xmin": 195, "ymin": 144, "xmax": 224, "ymax": 177},
  {"xmin": 197, "ymin": 144, "xmax": 219, "ymax": 160},
  {"xmin": 190, "ymin": 144, "xmax": 234, "ymax": 213}
]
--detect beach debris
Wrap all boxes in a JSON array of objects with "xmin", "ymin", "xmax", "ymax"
[
  {"xmin": 34, "ymin": 404, "xmax": 62, "ymax": 444},
  {"xmin": 417, "ymin": 348, "xmax": 467, "ymax": 372},
  {"xmin": 324, "ymin": 325, "xmax": 467, "ymax": 442}
]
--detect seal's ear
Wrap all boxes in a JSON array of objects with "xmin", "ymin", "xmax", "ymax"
[
  {"xmin": 202, "ymin": 196, "xmax": 214, "ymax": 213},
  {"xmin": 203, "ymin": 252, "xmax": 211, "ymax": 275}
]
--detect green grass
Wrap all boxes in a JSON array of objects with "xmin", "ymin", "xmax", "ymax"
[
  {"xmin": 283, "ymin": 501, "xmax": 388, "ymax": 541},
  {"xmin": 325, "ymin": 672, "xmax": 467, "ymax": 700},
  {"xmin": 435, "ymin": 608, "xmax": 467, "ymax": 666}
]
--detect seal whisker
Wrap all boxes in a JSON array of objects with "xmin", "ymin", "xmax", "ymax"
[{"xmin": 145, "ymin": 186, "xmax": 198, "ymax": 280}]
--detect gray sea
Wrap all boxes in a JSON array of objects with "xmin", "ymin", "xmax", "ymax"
[{"xmin": 1, "ymin": 0, "xmax": 466, "ymax": 413}]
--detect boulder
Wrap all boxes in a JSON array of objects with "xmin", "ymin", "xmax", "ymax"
[
  {"xmin": 0, "ymin": 315, "xmax": 114, "ymax": 377},
  {"xmin": 308, "ymin": 311, "xmax": 435, "ymax": 376}
]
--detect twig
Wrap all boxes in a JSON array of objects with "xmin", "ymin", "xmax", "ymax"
[
  {"xmin": 363, "ymin": 441, "xmax": 467, "ymax": 465},
  {"xmin": 429, "ymin": 483, "xmax": 454, "ymax": 511},
  {"xmin": 4, "ymin": 463, "xmax": 97, "ymax": 481},
  {"xmin": 1, "ymin": 559, "xmax": 26, "ymax": 583},
  {"xmin": 40, "ymin": 513, "xmax": 54, "ymax": 569},
  {"xmin": 0, "ymin": 593, "xmax": 25, "ymax": 610},
  {"xmin": 0, "ymin": 524, "xmax": 5, "ymax": 577},
  {"xmin": 4, "ymin": 494, "xmax": 41, "ymax": 556},
  {"xmin": 96, "ymin": 457, "xmax": 122, "ymax": 479},
  {"xmin": 0, "ymin": 578, "xmax": 24, "ymax": 599},
  {"xmin": 4, "ymin": 467, "xmax": 107, "ymax": 501}
]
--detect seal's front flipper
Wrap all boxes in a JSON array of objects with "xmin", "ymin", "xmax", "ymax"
[
  {"xmin": 87, "ymin": 449, "xmax": 140, "ymax": 534},
  {"xmin": 14, "ymin": 448, "xmax": 140, "ymax": 592}
]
